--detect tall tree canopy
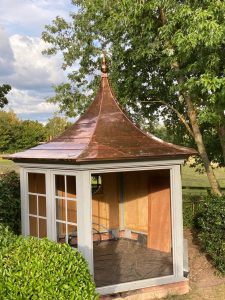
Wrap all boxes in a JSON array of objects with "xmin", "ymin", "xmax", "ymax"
[
  {"xmin": 42, "ymin": 0, "xmax": 225, "ymax": 195},
  {"xmin": 0, "ymin": 111, "xmax": 47, "ymax": 153},
  {"xmin": 0, "ymin": 84, "xmax": 11, "ymax": 108},
  {"xmin": 45, "ymin": 114, "xmax": 72, "ymax": 140}
]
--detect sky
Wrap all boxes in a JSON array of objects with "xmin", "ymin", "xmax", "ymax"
[{"xmin": 0, "ymin": 0, "xmax": 75, "ymax": 123}]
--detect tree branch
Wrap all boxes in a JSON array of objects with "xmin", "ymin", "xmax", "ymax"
[{"xmin": 141, "ymin": 100, "xmax": 194, "ymax": 138}]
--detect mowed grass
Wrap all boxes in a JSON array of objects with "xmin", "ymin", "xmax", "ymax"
[
  {"xmin": 182, "ymin": 165, "xmax": 225, "ymax": 188},
  {"xmin": 0, "ymin": 157, "xmax": 19, "ymax": 173},
  {"xmin": 182, "ymin": 164, "xmax": 225, "ymax": 196}
]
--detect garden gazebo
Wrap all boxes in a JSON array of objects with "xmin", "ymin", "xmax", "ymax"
[{"xmin": 8, "ymin": 56, "xmax": 196, "ymax": 297}]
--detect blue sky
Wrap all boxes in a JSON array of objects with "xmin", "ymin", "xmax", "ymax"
[{"xmin": 0, "ymin": 0, "xmax": 75, "ymax": 123}]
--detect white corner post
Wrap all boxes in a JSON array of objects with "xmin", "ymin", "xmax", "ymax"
[
  {"xmin": 20, "ymin": 167, "xmax": 27, "ymax": 236},
  {"xmin": 171, "ymin": 165, "xmax": 184, "ymax": 279},
  {"xmin": 76, "ymin": 170, "xmax": 93, "ymax": 274}
]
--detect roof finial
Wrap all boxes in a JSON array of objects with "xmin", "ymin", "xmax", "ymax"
[{"xmin": 101, "ymin": 51, "xmax": 108, "ymax": 77}]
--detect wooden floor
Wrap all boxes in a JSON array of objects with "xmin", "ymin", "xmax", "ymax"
[{"xmin": 93, "ymin": 239, "xmax": 173, "ymax": 287}]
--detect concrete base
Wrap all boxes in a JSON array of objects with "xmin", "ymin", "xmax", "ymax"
[{"xmin": 100, "ymin": 280, "xmax": 189, "ymax": 300}]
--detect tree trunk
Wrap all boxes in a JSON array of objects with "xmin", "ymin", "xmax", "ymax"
[
  {"xmin": 184, "ymin": 94, "xmax": 222, "ymax": 196},
  {"xmin": 217, "ymin": 114, "xmax": 225, "ymax": 165},
  {"xmin": 158, "ymin": 8, "xmax": 222, "ymax": 195}
]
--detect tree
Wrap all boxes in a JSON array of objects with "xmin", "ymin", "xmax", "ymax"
[
  {"xmin": 42, "ymin": 0, "xmax": 225, "ymax": 195},
  {"xmin": 16, "ymin": 120, "xmax": 47, "ymax": 151},
  {"xmin": 0, "ymin": 85, "xmax": 11, "ymax": 108},
  {"xmin": 0, "ymin": 111, "xmax": 20, "ymax": 153},
  {"xmin": 0, "ymin": 111, "xmax": 47, "ymax": 153},
  {"xmin": 45, "ymin": 114, "xmax": 71, "ymax": 140}
]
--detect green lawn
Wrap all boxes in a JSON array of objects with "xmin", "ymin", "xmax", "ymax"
[
  {"xmin": 182, "ymin": 165, "xmax": 225, "ymax": 188},
  {"xmin": 0, "ymin": 157, "xmax": 19, "ymax": 173},
  {"xmin": 181, "ymin": 165, "xmax": 225, "ymax": 196}
]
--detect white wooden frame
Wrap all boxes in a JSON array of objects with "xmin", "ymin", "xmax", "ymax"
[
  {"xmin": 51, "ymin": 171, "xmax": 78, "ymax": 246},
  {"xmin": 18, "ymin": 159, "xmax": 186, "ymax": 296}
]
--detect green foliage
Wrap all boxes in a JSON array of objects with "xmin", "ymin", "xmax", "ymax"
[
  {"xmin": 16, "ymin": 120, "xmax": 47, "ymax": 150},
  {"xmin": 0, "ymin": 236, "xmax": 98, "ymax": 299},
  {"xmin": 0, "ymin": 84, "xmax": 11, "ymax": 108},
  {"xmin": 42, "ymin": 0, "xmax": 225, "ymax": 167},
  {"xmin": 0, "ymin": 224, "xmax": 17, "ymax": 252},
  {"xmin": 0, "ymin": 111, "xmax": 47, "ymax": 153},
  {"xmin": 195, "ymin": 194, "xmax": 225, "ymax": 274},
  {"xmin": 183, "ymin": 194, "xmax": 203, "ymax": 229},
  {"xmin": 45, "ymin": 114, "xmax": 71, "ymax": 139},
  {"xmin": 0, "ymin": 111, "xmax": 20, "ymax": 153},
  {"xmin": 0, "ymin": 172, "xmax": 20, "ymax": 234}
]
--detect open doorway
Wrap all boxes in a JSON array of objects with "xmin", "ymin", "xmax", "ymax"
[{"xmin": 92, "ymin": 169, "xmax": 173, "ymax": 287}]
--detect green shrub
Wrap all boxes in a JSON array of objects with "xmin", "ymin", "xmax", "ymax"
[
  {"xmin": 183, "ymin": 194, "xmax": 203, "ymax": 228},
  {"xmin": 0, "ymin": 237, "xmax": 98, "ymax": 300},
  {"xmin": 195, "ymin": 194, "xmax": 225, "ymax": 274},
  {"xmin": 0, "ymin": 223, "xmax": 17, "ymax": 252},
  {"xmin": 0, "ymin": 171, "xmax": 20, "ymax": 234}
]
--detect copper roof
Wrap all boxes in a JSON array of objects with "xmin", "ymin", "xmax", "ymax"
[{"xmin": 8, "ymin": 56, "xmax": 197, "ymax": 163}]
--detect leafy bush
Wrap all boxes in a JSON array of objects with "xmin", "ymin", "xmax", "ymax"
[
  {"xmin": 0, "ymin": 236, "xmax": 98, "ymax": 299},
  {"xmin": 0, "ymin": 223, "xmax": 17, "ymax": 252},
  {"xmin": 195, "ymin": 194, "xmax": 225, "ymax": 274},
  {"xmin": 183, "ymin": 194, "xmax": 203, "ymax": 228},
  {"xmin": 0, "ymin": 171, "xmax": 20, "ymax": 234}
]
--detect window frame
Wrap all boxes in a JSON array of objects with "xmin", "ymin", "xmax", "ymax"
[{"xmin": 53, "ymin": 172, "xmax": 78, "ymax": 247}]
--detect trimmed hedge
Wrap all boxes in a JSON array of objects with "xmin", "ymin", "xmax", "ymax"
[
  {"xmin": 183, "ymin": 194, "xmax": 202, "ymax": 228},
  {"xmin": 0, "ymin": 227, "xmax": 98, "ymax": 299},
  {"xmin": 196, "ymin": 194, "xmax": 225, "ymax": 274},
  {"xmin": 0, "ymin": 224, "xmax": 17, "ymax": 252},
  {"xmin": 0, "ymin": 171, "xmax": 20, "ymax": 234}
]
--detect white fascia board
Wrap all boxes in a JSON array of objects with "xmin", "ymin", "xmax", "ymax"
[{"xmin": 16, "ymin": 159, "xmax": 184, "ymax": 172}]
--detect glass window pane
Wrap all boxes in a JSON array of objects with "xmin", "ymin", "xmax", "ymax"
[
  {"xmin": 68, "ymin": 224, "xmax": 77, "ymax": 248},
  {"xmin": 28, "ymin": 173, "xmax": 46, "ymax": 194},
  {"xmin": 38, "ymin": 196, "xmax": 46, "ymax": 217},
  {"xmin": 55, "ymin": 175, "xmax": 65, "ymax": 197},
  {"xmin": 92, "ymin": 175, "xmax": 103, "ymax": 194},
  {"xmin": 39, "ymin": 219, "xmax": 47, "ymax": 238},
  {"xmin": 67, "ymin": 200, "xmax": 77, "ymax": 223},
  {"xmin": 56, "ymin": 198, "xmax": 66, "ymax": 221},
  {"xmin": 67, "ymin": 176, "xmax": 76, "ymax": 199},
  {"xmin": 29, "ymin": 195, "xmax": 37, "ymax": 215},
  {"xmin": 57, "ymin": 222, "xmax": 66, "ymax": 244},
  {"xmin": 29, "ymin": 216, "xmax": 38, "ymax": 237}
]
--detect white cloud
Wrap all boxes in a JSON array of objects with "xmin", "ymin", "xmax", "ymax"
[
  {"xmin": 0, "ymin": 27, "xmax": 15, "ymax": 75},
  {"xmin": 0, "ymin": 0, "xmax": 73, "ymax": 36},
  {"xmin": 6, "ymin": 87, "xmax": 57, "ymax": 114},
  {"xmin": 0, "ymin": 29, "xmax": 67, "ymax": 122},
  {"xmin": 5, "ymin": 34, "xmax": 65, "ymax": 91},
  {"xmin": 0, "ymin": 1, "xmax": 76, "ymax": 122}
]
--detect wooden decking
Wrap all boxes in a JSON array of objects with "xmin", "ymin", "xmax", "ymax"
[{"xmin": 93, "ymin": 239, "xmax": 173, "ymax": 287}]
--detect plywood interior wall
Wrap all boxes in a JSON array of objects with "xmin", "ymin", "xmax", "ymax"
[
  {"xmin": 123, "ymin": 171, "xmax": 149, "ymax": 233},
  {"xmin": 148, "ymin": 170, "xmax": 172, "ymax": 253},
  {"xmin": 28, "ymin": 173, "xmax": 46, "ymax": 194},
  {"xmin": 92, "ymin": 173, "xmax": 120, "ymax": 231}
]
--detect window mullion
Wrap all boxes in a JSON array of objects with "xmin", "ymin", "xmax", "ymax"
[{"xmin": 65, "ymin": 175, "xmax": 68, "ymax": 244}]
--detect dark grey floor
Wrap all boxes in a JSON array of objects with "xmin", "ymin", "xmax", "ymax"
[{"xmin": 93, "ymin": 239, "xmax": 173, "ymax": 287}]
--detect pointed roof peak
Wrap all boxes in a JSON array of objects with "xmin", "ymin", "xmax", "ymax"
[
  {"xmin": 7, "ymin": 57, "xmax": 197, "ymax": 163},
  {"xmin": 101, "ymin": 51, "xmax": 108, "ymax": 77}
]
